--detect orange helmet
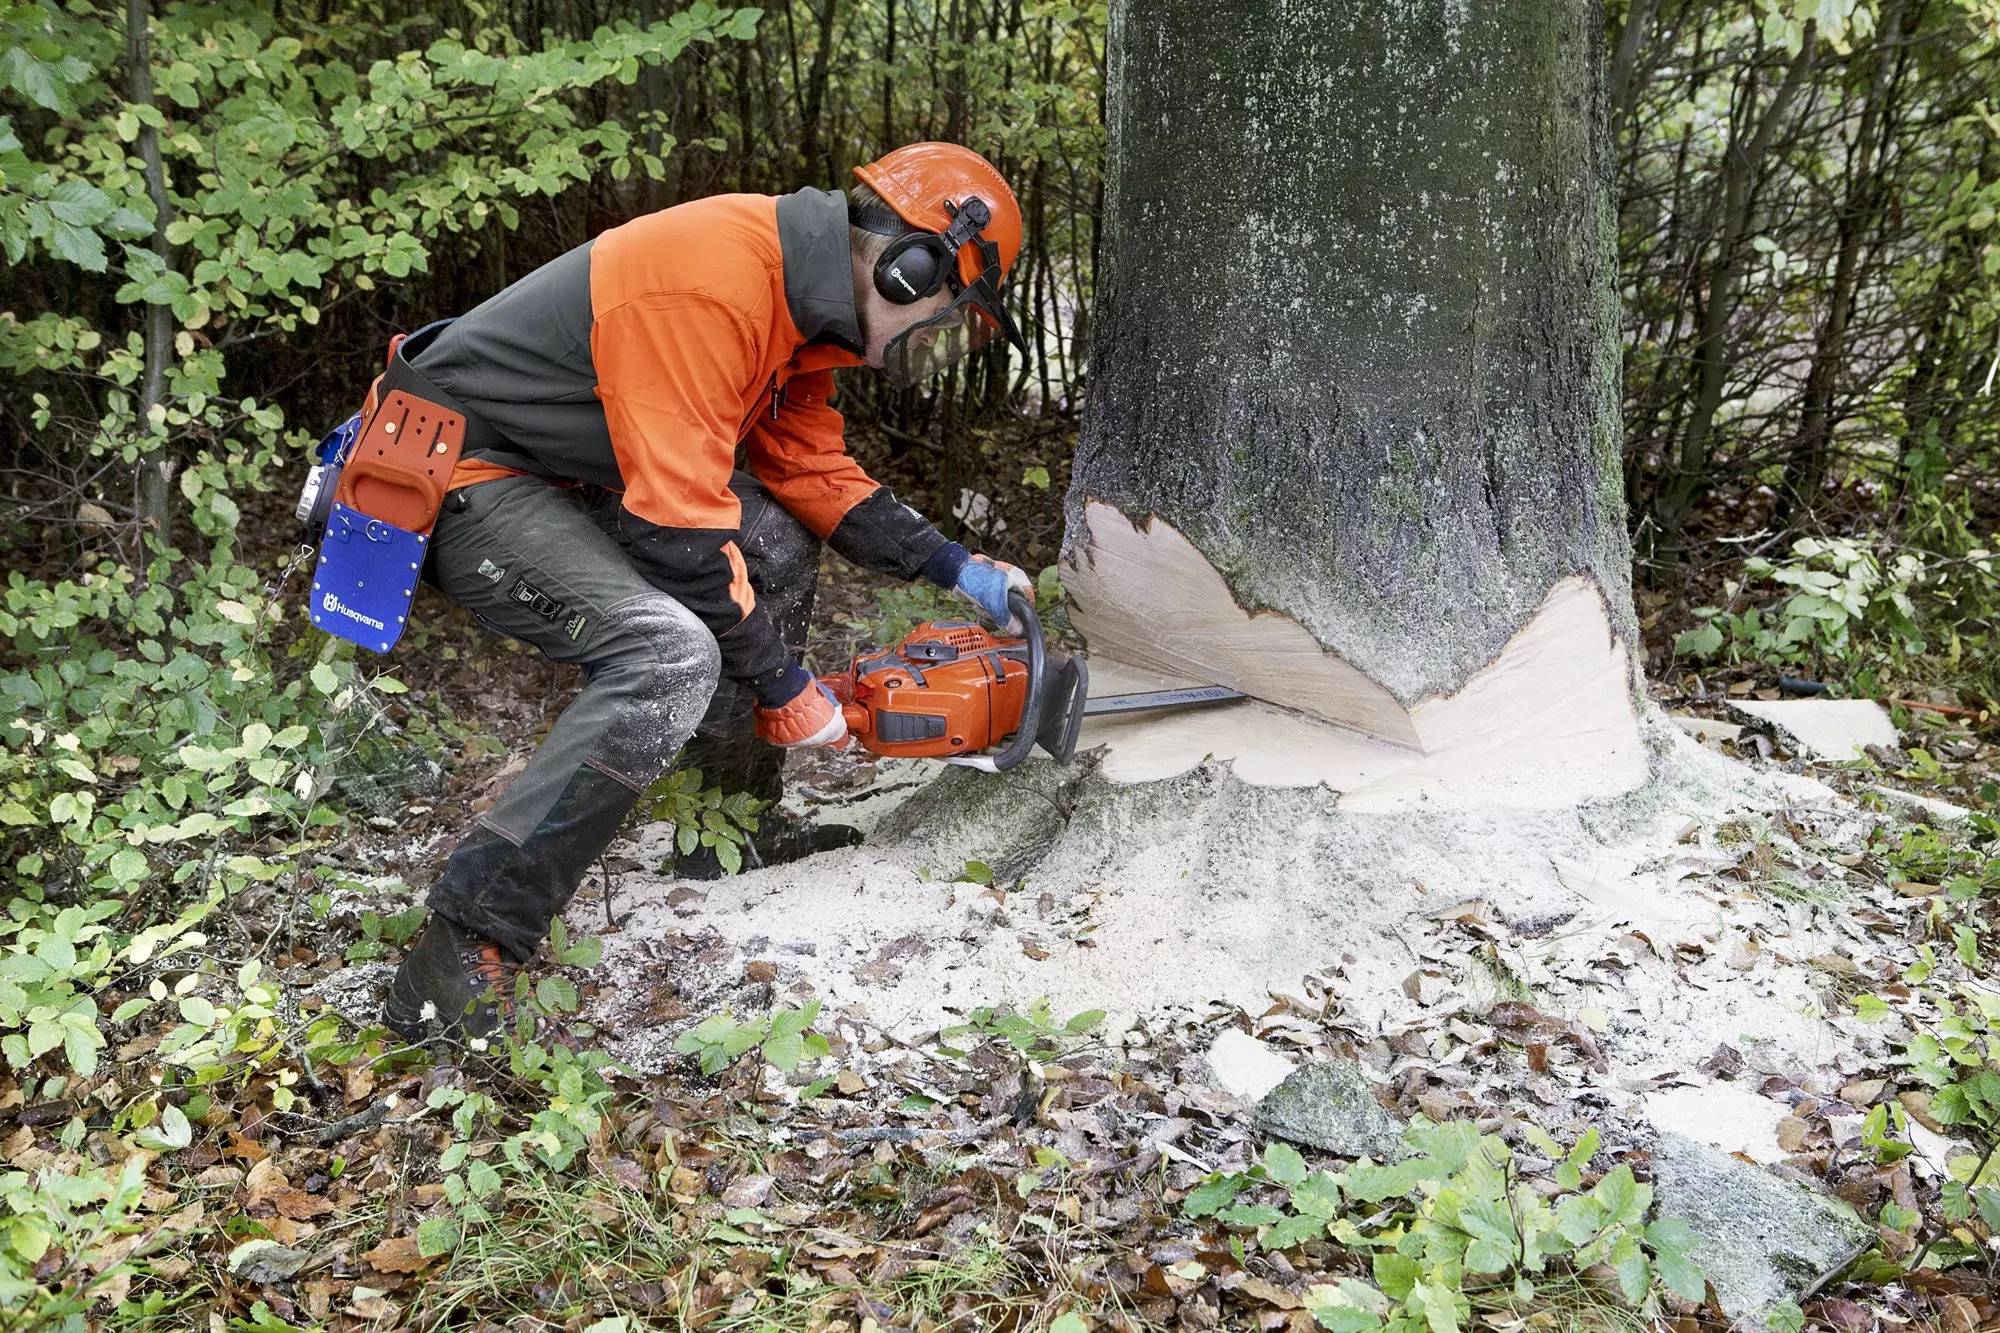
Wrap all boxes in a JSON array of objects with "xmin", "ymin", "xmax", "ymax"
[{"xmin": 853, "ymin": 142, "xmax": 1024, "ymax": 292}]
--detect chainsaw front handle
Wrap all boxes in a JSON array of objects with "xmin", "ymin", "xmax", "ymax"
[{"xmin": 947, "ymin": 590, "xmax": 1043, "ymax": 774}]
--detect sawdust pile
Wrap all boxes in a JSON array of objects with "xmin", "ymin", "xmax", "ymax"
[{"xmin": 571, "ymin": 716, "xmax": 1903, "ymax": 1117}]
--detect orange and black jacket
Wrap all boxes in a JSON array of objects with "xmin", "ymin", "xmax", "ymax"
[{"xmin": 409, "ymin": 187, "xmax": 966, "ymax": 700}]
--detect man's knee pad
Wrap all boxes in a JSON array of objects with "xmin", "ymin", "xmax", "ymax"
[{"xmin": 597, "ymin": 598, "xmax": 722, "ymax": 775}]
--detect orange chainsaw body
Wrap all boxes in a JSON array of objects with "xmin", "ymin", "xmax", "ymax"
[{"xmin": 822, "ymin": 618, "xmax": 1032, "ymax": 759}]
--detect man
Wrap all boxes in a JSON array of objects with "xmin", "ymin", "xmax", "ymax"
[{"xmin": 381, "ymin": 143, "xmax": 1033, "ymax": 1043}]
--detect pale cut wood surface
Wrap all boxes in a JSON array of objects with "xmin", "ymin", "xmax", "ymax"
[
  {"xmin": 1062, "ymin": 503, "xmax": 1421, "ymax": 747},
  {"xmin": 1066, "ymin": 505, "xmax": 1646, "ymax": 808}
]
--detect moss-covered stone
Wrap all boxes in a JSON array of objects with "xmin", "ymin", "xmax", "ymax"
[
  {"xmin": 1651, "ymin": 1131, "xmax": 1873, "ymax": 1324},
  {"xmin": 1253, "ymin": 1058, "xmax": 1407, "ymax": 1160}
]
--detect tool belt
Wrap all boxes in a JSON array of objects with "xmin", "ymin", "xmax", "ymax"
[{"xmin": 301, "ymin": 320, "xmax": 495, "ymax": 654}]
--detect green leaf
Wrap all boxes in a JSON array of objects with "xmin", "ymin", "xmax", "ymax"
[
  {"xmin": 1263, "ymin": 1210, "xmax": 1327, "ymax": 1250},
  {"xmin": 763, "ymin": 1028, "xmax": 804, "ymax": 1071},
  {"xmin": 1646, "ymin": 1216, "xmax": 1707, "ymax": 1302},
  {"xmin": 108, "ymin": 846, "xmax": 149, "ymax": 885},
  {"xmin": 1262, "ymin": 1140, "xmax": 1308, "ymax": 1187},
  {"xmin": 137, "ymin": 1102, "xmax": 192, "ymax": 1151},
  {"xmin": 310, "ymin": 663, "xmax": 339, "ymax": 694},
  {"xmin": 1554, "ymin": 1194, "xmax": 1605, "ymax": 1246},
  {"xmin": 1409, "ymin": 1278, "xmax": 1463, "ymax": 1333},
  {"xmin": 1765, "ymin": 1299, "xmax": 1806, "ymax": 1333},
  {"xmin": 559, "ymin": 936, "xmax": 603, "ymax": 968},
  {"xmin": 534, "ymin": 976, "xmax": 578, "ymax": 1013},
  {"xmin": 1183, "ymin": 1172, "xmax": 1249, "ymax": 1217},
  {"xmin": 1674, "ymin": 622, "xmax": 1725, "ymax": 658},
  {"xmin": 1371, "ymin": 1251, "xmax": 1420, "ymax": 1299},
  {"xmin": 1591, "ymin": 1164, "xmax": 1648, "ymax": 1226},
  {"xmin": 466, "ymin": 1160, "xmax": 502, "ymax": 1197},
  {"xmin": 1216, "ymin": 1201, "xmax": 1286, "ymax": 1227},
  {"xmin": 48, "ymin": 217, "xmax": 108, "ymax": 271},
  {"xmin": 416, "ymin": 1214, "xmax": 462, "ymax": 1257}
]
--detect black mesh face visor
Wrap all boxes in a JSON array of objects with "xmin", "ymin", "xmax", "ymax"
[{"xmin": 880, "ymin": 233, "xmax": 1025, "ymax": 388}]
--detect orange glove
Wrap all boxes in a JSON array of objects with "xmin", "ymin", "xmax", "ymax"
[{"xmin": 754, "ymin": 675, "xmax": 849, "ymax": 749}]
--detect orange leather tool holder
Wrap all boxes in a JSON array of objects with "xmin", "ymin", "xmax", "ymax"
[{"xmin": 331, "ymin": 389, "xmax": 465, "ymax": 534}]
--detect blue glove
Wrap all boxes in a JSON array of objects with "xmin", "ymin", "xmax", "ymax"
[{"xmin": 953, "ymin": 554, "xmax": 1033, "ymax": 633}]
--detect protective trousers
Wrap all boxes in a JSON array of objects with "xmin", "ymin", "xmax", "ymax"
[{"xmin": 423, "ymin": 471, "xmax": 819, "ymax": 961}]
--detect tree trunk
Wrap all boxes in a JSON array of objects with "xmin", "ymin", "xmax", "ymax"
[
  {"xmin": 1779, "ymin": 0, "xmax": 1906, "ymax": 521},
  {"xmin": 1655, "ymin": 28, "xmax": 1817, "ymax": 537},
  {"xmin": 1062, "ymin": 0, "xmax": 1645, "ymax": 799},
  {"xmin": 126, "ymin": 0, "xmax": 177, "ymax": 550}
]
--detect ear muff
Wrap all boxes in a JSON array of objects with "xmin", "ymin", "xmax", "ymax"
[
  {"xmin": 866, "ymin": 196, "xmax": 997, "ymax": 306},
  {"xmin": 874, "ymin": 233, "xmax": 950, "ymax": 305}
]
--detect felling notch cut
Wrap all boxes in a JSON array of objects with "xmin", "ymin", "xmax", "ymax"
[{"xmin": 1060, "ymin": 503, "xmax": 1647, "ymax": 807}]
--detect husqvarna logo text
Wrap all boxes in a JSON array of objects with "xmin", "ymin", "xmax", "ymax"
[{"xmin": 322, "ymin": 593, "xmax": 386, "ymax": 631}]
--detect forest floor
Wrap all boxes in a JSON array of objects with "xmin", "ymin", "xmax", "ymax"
[
  {"xmin": 38, "ymin": 539, "xmax": 1999, "ymax": 1332},
  {"xmin": 22, "ymin": 430, "xmax": 2000, "ymax": 1331}
]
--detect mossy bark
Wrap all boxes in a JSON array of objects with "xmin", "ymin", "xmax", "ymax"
[{"xmin": 1068, "ymin": 0, "xmax": 1635, "ymax": 704}]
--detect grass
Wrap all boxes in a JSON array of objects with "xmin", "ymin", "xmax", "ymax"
[
  {"xmin": 413, "ymin": 1179, "xmax": 689, "ymax": 1327},
  {"xmin": 406, "ymin": 1169, "xmax": 1067, "ymax": 1332},
  {"xmin": 1469, "ymin": 1269, "xmax": 1669, "ymax": 1332}
]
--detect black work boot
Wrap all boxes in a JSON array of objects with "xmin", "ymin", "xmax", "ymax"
[
  {"xmin": 672, "ymin": 813, "xmax": 864, "ymax": 881},
  {"xmin": 383, "ymin": 913, "xmax": 521, "ymax": 1044}
]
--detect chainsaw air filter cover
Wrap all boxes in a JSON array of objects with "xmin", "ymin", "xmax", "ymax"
[{"xmin": 840, "ymin": 619, "xmax": 1030, "ymax": 759}]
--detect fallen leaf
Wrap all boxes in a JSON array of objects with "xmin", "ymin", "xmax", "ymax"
[
  {"xmin": 244, "ymin": 1157, "xmax": 288, "ymax": 1202},
  {"xmin": 228, "ymin": 1239, "xmax": 310, "ymax": 1285},
  {"xmin": 362, "ymin": 1234, "xmax": 432, "ymax": 1276},
  {"xmin": 1899, "ymin": 1090, "xmax": 1947, "ymax": 1134},
  {"xmin": 1230, "ymin": 1275, "xmax": 1301, "ymax": 1309},
  {"xmin": 1776, "ymin": 1116, "xmax": 1810, "ymax": 1153},
  {"xmin": 1941, "ymin": 1295, "xmax": 1980, "ymax": 1333}
]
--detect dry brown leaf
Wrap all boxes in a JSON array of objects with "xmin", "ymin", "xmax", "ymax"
[
  {"xmin": 1231, "ymin": 1275, "xmax": 1301, "ymax": 1309},
  {"xmin": 1775, "ymin": 1116, "xmax": 1810, "ymax": 1154},
  {"xmin": 362, "ymin": 1233, "xmax": 431, "ymax": 1275},
  {"xmin": 244, "ymin": 1157, "xmax": 287, "ymax": 1203},
  {"xmin": 262, "ymin": 1190, "xmax": 333, "ymax": 1224},
  {"xmin": 348, "ymin": 1285, "xmax": 396, "ymax": 1318},
  {"xmin": 1940, "ymin": 1295, "xmax": 1981, "ymax": 1333},
  {"xmin": 1840, "ymin": 1078, "xmax": 1886, "ymax": 1105},
  {"xmin": 1900, "ymin": 1090, "xmax": 1947, "ymax": 1134}
]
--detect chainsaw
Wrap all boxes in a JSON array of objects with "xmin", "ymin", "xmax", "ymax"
[{"xmin": 820, "ymin": 592, "xmax": 1244, "ymax": 773}]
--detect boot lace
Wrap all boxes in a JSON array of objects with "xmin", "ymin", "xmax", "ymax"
[{"xmin": 464, "ymin": 940, "xmax": 517, "ymax": 995}]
